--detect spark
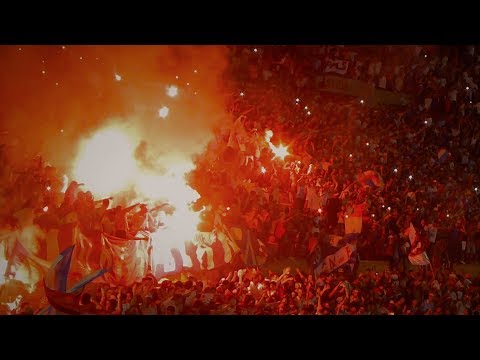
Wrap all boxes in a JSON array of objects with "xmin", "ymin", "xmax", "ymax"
[
  {"xmin": 158, "ymin": 106, "xmax": 169, "ymax": 118},
  {"xmin": 253, "ymin": 48, "xmax": 258, "ymax": 53},
  {"xmin": 18, "ymin": 47, "xmax": 22, "ymax": 51},
  {"xmin": 194, "ymin": 69, "xmax": 198, "ymax": 73},
  {"xmin": 382, "ymin": 205, "xmax": 385, "ymax": 208},
  {"xmin": 226, "ymin": 207, "xmax": 231, "ymax": 211},
  {"xmin": 424, "ymin": 54, "xmax": 427, "ymax": 58},
  {"xmin": 360, "ymin": 99, "xmax": 364, "ymax": 104},
  {"xmin": 115, "ymin": 73, "xmax": 122, "ymax": 81},
  {"xmin": 271, "ymin": 143, "xmax": 290, "ymax": 161},
  {"xmin": 409, "ymin": 175, "xmax": 413, "ymax": 180},
  {"xmin": 366, "ymin": 142, "xmax": 370, "ymax": 146},
  {"xmin": 295, "ymin": 98, "xmax": 300, "ymax": 103},
  {"xmin": 42, "ymin": 70, "xmax": 46, "ymax": 74},
  {"xmin": 424, "ymin": 120, "xmax": 428, "ymax": 124},
  {"xmin": 166, "ymin": 85, "xmax": 178, "ymax": 98},
  {"xmin": 55, "ymin": 82, "xmax": 59, "ymax": 86},
  {"xmin": 371, "ymin": 214, "xmax": 375, "ymax": 218},
  {"xmin": 240, "ymin": 92, "xmax": 245, "ymax": 97},
  {"xmin": 304, "ymin": 106, "xmax": 308, "ymax": 110},
  {"xmin": 186, "ymin": 82, "xmax": 190, "ymax": 86},
  {"xmin": 62, "ymin": 46, "xmax": 66, "ymax": 49},
  {"xmin": 394, "ymin": 168, "xmax": 398, "ymax": 173},
  {"xmin": 349, "ymin": 154, "xmax": 353, "ymax": 157},
  {"xmin": 345, "ymin": 214, "xmax": 349, "ymax": 218},
  {"xmin": 447, "ymin": 214, "xmax": 450, "ymax": 218},
  {"xmin": 43, "ymin": 206, "xmax": 48, "ymax": 212},
  {"xmin": 475, "ymin": 187, "xmax": 478, "ymax": 191},
  {"xmin": 466, "ymin": 87, "xmax": 469, "ymax": 90},
  {"xmin": 79, "ymin": 56, "xmax": 83, "ymax": 60},
  {"xmin": 60, "ymin": 129, "xmax": 64, "ymax": 133},
  {"xmin": 416, "ymin": 208, "xmax": 420, "ymax": 211},
  {"xmin": 318, "ymin": 208, "xmax": 322, "ymax": 213},
  {"xmin": 261, "ymin": 166, "xmax": 266, "ymax": 174},
  {"xmin": 175, "ymin": 75, "xmax": 179, "ymax": 79},
  {"xmin": 307, "ymin": 111, "xmax": 311, "ymax": 115},
  {"xmin": 46, "ymin": 186, "xmax": 51, "ymax": 191},
  {"xmin": 194, "ymin": 92, "xmax": 197, "ymax": 95},
  {"xmin": 387, "ymin": 207, "xmax": 391, "ymax": 211}
]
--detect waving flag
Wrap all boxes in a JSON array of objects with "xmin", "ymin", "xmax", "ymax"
[
  {"xmin": 314, "ymin": 243, "xmax": 356, "ymax": 276},
  {"xmin": 437, "ymin": 148, "xmax": 450, "ymax": 163},
  {"xmin": 358, "ymin": 170, "xmax": 384, "ymax": 188},
  {"xmin": 43, "ymin": 245, "xmax": 108, "ymax": 315}
]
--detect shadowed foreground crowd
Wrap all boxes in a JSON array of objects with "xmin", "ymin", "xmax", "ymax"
[{"xmin": 10, "ymin": 266, "xmax": 480, "ymax": 315}]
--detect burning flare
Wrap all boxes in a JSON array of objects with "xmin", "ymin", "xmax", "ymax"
[{"xmin": 265, "ymin": 130, "xmax": 290, "ymax": 161}]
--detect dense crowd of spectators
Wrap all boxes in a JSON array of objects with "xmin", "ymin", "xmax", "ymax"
[{"xmin": 1, "ymin": 45, "xmax": 480, "ymax": 314}]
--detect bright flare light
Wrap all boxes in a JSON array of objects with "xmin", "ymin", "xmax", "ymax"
[
  {"xmin": 264, "ymin": 130, "xmax": 290, "ymax": 161},
  {"xmin": 73, "ymin": 127, "xmax": 137, "ymax": 197},
  {"xmin": 166, "ymin": 85, "xmax": 179, "ymax": 98},
  {"xmin": 72, "ymin": 126, "xmax": 203, "ymax": 257},
  {"xmin": 115, "ymin": 73, "xmax": 122, "ymax": 81},
  {"xmin": 43, "ymin": 206, "xmax": 49, "ymax": 212},
  {"xmin": 46, "ymin": 186, "xmax": 51, "ymax": 191},
  {"xmin": 61, "ymin": 175, "xmax": 69, "ymax": 192},
  {"xmin": 158, "ymin": 106, "xmax": 169, "ymax": 118}
]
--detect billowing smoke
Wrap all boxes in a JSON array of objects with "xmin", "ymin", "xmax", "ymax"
[{"xmin": 0, "ymin": 45, "xmax": 230, "ymax": 176}]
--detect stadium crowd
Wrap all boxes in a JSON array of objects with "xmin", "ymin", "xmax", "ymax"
[{"xmin": 1, "ymin": 45, "xmax": 480, "ymax": 314}]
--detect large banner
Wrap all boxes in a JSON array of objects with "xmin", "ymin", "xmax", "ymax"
[
  {"xmin": 316, "ymin": 75, "xmax": 411, "ymax": 106},
  {"xmin": 324, "ymin": 58, "xmax": 350, "ymax": 75}
]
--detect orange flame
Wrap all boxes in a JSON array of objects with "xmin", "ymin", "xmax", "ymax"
[{"xmin": 72, "ymin": 125, "xmax": 202, "ymax": 254}]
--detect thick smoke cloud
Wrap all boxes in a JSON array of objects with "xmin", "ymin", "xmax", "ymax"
[{"xmin": 0, "ymin": 45, "xmax": 230, "ymax": 174}]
